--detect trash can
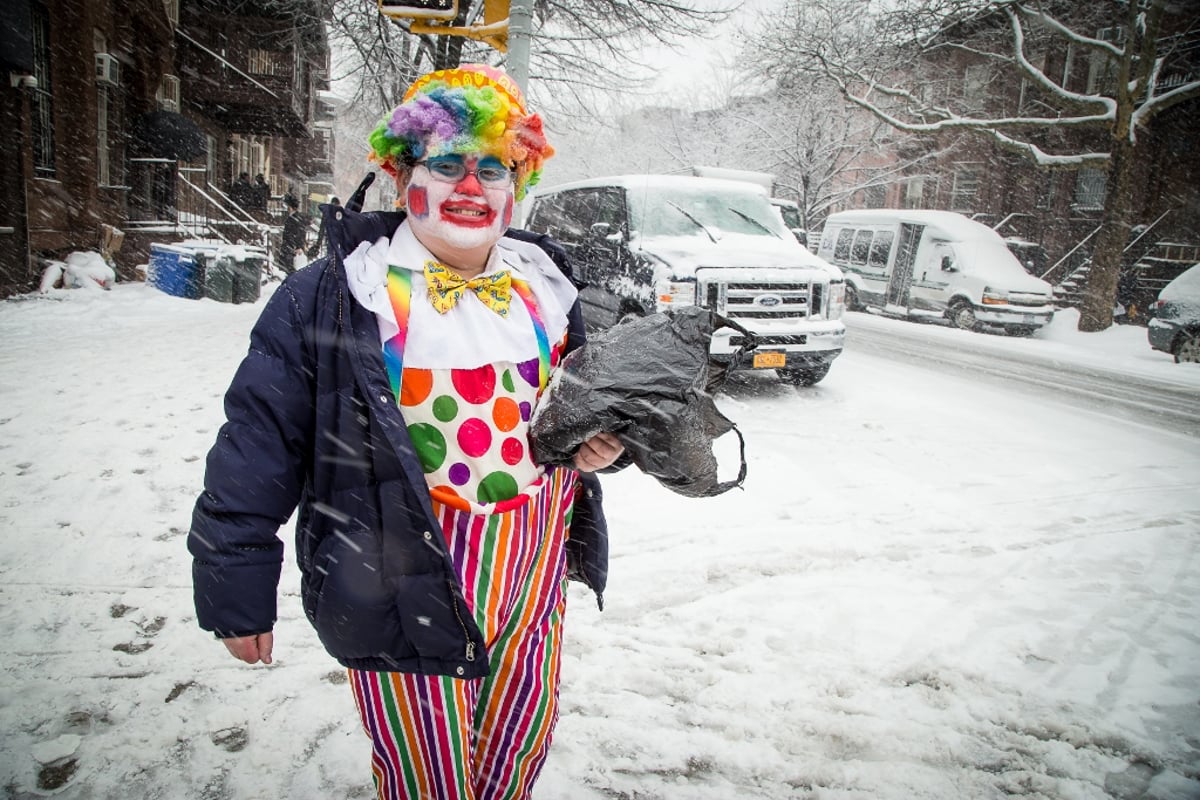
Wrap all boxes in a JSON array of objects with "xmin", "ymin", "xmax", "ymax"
[
  {"xmin": 230, "ymin": 254, "xmax": 263, "ymax": 304},
  {"xmin": 200, "ymin": 252, "xmax": 235, "ymax": 303},
  {"xmin": 147, "ymin": 244, "xmax": 201, "ymax": 299}
]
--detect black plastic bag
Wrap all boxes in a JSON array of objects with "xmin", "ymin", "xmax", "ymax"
[{"xmin": 531, "ymin": 306, "xmax": 757, "ymax": 498}]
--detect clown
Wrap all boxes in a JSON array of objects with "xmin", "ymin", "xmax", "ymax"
[
  {"xmin": 368, "ymin": 63, "xmax": 552, "ymax": 275},
  {"xmin": 188, "ymin": 64, "xmax": 624, "ymax": 800}
]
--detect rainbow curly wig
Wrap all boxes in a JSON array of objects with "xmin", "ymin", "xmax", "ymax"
[{"xmin": 368, "ymin": 64, "xmax": 554, "ymax": 201}]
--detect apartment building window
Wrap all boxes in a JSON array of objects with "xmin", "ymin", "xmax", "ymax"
[
  {"xmin": 317, "ymin": 128, "xmax": 332, "ymax": 162},
  {"xmin": 1088, "ymin": 27, "xmax": 1123, "ymax": 95},
  {"xmin": 206, "ymin": 135, "xmax": 217, "ymax": 183},
  {"xmin": 95, "ymin": 32, "xmax": 113, "ymax": 186},
  {"xmin": 903, "ymin": 177, "xmax": 929, "ymax": 209},
  {"xmin": 963, "ymin": 64, "xmax": 989, "ymax": 100},
  {"xmin": 1073, "ymin": 168, "xmax": 1107, "ymax": 211},
  {"xmin": 157, "ymin": 74, "xmax": 180, "ymax": 113},
  {"xmin": 228, "ymin": 135, "xmax": 267, "ymax": 182},
  {"xmin": 97, "ymin": 85, "xmax": 110, "ymax": 185},
  {"xmin": 247, "ymin": 49, "xmax": 279, "ymax": 76},
  {"xmin": 863, "ymin": 185, "xmax": 886, "ymax": 209},
  {"xmin": 1035, "ymin": 172, "xmax": 1058, "ymax": 210},
  {"xmin": 31, "ymin": 2, "xmax": 55, "ymax": 176},
  {"xmin": 950, "ymin": 167, "xmax": 980, "ymax": 212},
  {"xmin": 251, "ymin": 142, "xmax": 266, "ymax": 178},
  {"xmin": 162, "ymin": 0, "xmax": 179, "ymax": 27}
]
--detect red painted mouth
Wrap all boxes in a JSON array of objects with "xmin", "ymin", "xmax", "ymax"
[{"xmin": 440, "ymin": 201, "xmax": 495, "ymax": 228}]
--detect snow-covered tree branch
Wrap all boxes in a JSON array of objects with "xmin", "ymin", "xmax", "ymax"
[{"xmin": 747, "ymin": 0, "xmax": 1200, "ymax": 332}]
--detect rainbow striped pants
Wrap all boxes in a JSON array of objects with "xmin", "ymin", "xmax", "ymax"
[{"xmin": 349, "ymin": 467, "xmax": 578, "ymax": 800}]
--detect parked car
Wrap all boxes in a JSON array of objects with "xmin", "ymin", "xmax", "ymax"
[
  {"xmin": 524, "ymin": 174, "xmax": 846, "ymax": 386},
  {"xmin": 1147, "ymin": 263, "xmax": 1200, "ymax": 362},
  {"xmin": 816, "ymin": 209, "xmax": 1055, "ymax": 335}
]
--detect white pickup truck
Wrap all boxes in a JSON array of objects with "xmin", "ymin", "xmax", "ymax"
[{"xmin": 523, "ymin": 174, "xmax": 846, "ymax": 386}]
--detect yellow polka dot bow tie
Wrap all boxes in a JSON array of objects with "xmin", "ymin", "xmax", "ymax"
[{"xmin": 424, "ymin": 260, "xmax": 513, "ymax": 317}]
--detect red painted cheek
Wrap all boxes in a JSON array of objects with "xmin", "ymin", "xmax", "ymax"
[
  {"xmin": 407, "ymin": 186, "xmax": 429, "ymax": 218},
  {"xmin": 502, "ymin": 195, "xmax": 514, "ymax": 228}
]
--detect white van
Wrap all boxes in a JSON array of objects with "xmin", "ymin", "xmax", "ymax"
[
  {"xmin": 525, "ymin": 174, "xmax": 846, "ymax": 386},
  {"xmin": 817, "ymin": 209, "xmax": 1055, "ymax": 334}
]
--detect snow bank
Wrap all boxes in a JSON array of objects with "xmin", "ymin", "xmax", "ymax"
[{"xmin": 39, "ymin": 251, "xmax": 116, "ymax": 292}]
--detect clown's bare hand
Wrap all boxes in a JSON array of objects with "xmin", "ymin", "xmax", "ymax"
[
  {"xmin": 574, "ymin": 432, "xmax": 624, "ymax": 473},
  {"xmin": 222, "ymin": 632, "xmax": 274, "ymax": 665}
]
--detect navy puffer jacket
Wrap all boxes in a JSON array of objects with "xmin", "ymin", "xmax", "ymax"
[{"xmin": 188, "ymin": 206, "xmax": 611, "ymax": 678}]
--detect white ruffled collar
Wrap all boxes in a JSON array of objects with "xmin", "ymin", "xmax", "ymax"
[{"xmin": 342, "ymin": 221, "xmax": 577, "ymax": 366}]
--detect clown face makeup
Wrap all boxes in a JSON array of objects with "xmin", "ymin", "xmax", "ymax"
[{"xmin": 406, "ymin": 153, "xmax": 515, "ymax": 273}]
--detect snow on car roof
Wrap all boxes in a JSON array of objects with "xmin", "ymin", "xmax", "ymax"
[
  {"xmin": 533, "ymin": 174, "xmax": 771, "ymax": 196},
  {"xmin": 824, "ymin": 209, "xmax": 1006, "ymax": 242},
  {"xmin": 1160, "ymin": 263, "xmax": 1200, "ymax": 299}
]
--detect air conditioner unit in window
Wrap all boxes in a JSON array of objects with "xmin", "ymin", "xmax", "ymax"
[{"xmin": 95, "ymin": 53, "xmax": 120, "ymax": 87}]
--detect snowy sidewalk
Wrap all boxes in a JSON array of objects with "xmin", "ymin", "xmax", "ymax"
[{"xmin": 0, "ymin": 284, "xmax": 1197, "ymax": 799}]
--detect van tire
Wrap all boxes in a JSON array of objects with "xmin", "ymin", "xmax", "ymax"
[
  {"xmin": 845, "ymin": 284, "xmax": 863, "ymax": 311},
  {"xmin": 778, "ymin": 363, "xmax": 830, "ymax": 387},
  {"xmin": 948, "ymin": 300, "xmax": 978, "ymax": 331}
]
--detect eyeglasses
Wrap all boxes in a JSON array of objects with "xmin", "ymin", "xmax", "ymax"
[{"xmin": 416, "ymin": 157, "xmax": 514, "ymax": 187}]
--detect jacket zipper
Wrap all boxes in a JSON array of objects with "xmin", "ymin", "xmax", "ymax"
[{"xmin": 448, "ymin": 579, "xmax": 476, "ymax": 662}]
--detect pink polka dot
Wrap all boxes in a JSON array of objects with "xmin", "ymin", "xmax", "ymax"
[
  {"xmin": 501, "ymin": 437, "xmax": 525, "ymax": 465},
  {"xmin": 452, "ymin": 365, "xmax": 496, "ymax": 404},
  {"xmin": 457, "ymin": 418, "xmax": 492, "ymax": 458}
]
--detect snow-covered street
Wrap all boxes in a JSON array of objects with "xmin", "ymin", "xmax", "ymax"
[{"xmin": 1, "ymin": 284, "xmax": 1198, "ymax": 799}]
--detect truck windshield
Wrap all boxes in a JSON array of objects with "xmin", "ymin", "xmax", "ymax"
[{"xmin": 630, "ymin": 185, "xmax": 790, "ymax": 240}]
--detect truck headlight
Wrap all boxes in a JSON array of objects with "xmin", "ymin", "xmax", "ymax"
[
  {"xmin": 981, "ymin": 287, "xmax": 1009, "ymax": 305},
  {"xmin": 828, "ymin": 282, "xmax": 845, "ymax": 319},
  {"xmin": 656, "ymin": 280, "xmax": 696, "ymax": 310}
]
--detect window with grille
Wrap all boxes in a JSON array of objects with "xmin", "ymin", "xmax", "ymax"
[
  {"xmin": 31, "ymin": 2, "xmax": 54, "ymax": 176},
  {"xmin": 950, "ymin": 167, "xmax": 980, "ymax": 212},
  {"xmin": 162, "ymin": 0, "xmax": 178, "ymax": 26},
  {"xmin": 1073, "ymin": 168, "xmax": 1107, "ymax": 210},
  {"xmin": 1087, "ymin": 27, "xmax": 1123, "ymax": 95}
]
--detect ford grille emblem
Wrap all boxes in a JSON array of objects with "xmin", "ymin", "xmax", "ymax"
[{"xmin": 755, "ymin": 294, "xmax": 783, "ymax": 307}]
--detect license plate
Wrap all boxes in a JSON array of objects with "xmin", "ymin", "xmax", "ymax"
[
  {"xmin": 753, "ymin": 351, "xmax": 787, "ymax": 369},
  {"xmin": 1022, "ymin": 314, "xmax": 1036, "ymax": 324}
]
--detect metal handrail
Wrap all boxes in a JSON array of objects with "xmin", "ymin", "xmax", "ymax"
[
  {"xmin": 178, "ymin": 173, "xmax": 258, "ymax": 239},
  {"xmin": 1041, "ymin": 225, "xmax": 1101, "ymax": 282}
]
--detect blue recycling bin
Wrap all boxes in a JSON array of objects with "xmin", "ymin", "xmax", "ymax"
[{"xmin": 148, "ymin": 243, "xmax": 201, "ymax": 299}]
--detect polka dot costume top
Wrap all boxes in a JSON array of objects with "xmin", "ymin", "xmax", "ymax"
[
  {"xmin": 341, "ymin": 222, "xmax": 578, "ymax": 516},
  {"xmin": 400, "ymin": 348, "xmax": 564, "ymax": 514}
]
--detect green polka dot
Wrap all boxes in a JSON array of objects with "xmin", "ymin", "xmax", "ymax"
[
  {"xmin": 408, "ymin": 423, "xmax": 447, "ymax": 473},
  {"xmin": 501, "ymin": 369, "xmax": 515, "ymax": 393},
  {"xmin": 477, "ymin": 471, "xmax": 519, "ymax": 503},
  {"xmin": 432, "ymin": 394, "xmax": 458, "ymax": 423}
]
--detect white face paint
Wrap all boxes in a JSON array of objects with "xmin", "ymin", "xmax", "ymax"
[{"xmin": 405, "ymin": 154, "xmax": 515, "ymax": 270}]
